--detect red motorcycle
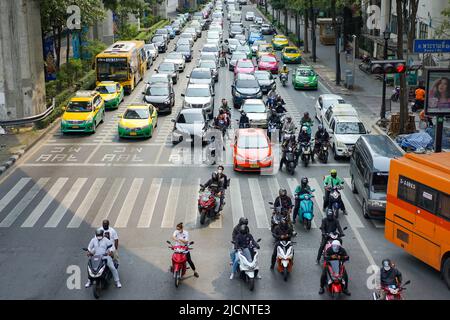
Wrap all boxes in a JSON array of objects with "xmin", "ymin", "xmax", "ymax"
[
  {"xmin": 324, "ymin": 259, "xmax": 348, "ymax": 299},
  {"xmin": 167, "ymin": 240, "xmax": 194, "ymax": 288},
  {"xmin": 373, "ymin": 280, "xmax": 411, "ymax": 300},
  {"xmin": 198, "ymin": 186, "xmax": 219, "ymax": 225}
]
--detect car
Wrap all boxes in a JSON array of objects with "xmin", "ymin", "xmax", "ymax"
[
  {"xmin": 233, "ymin": 128, "xmax": 273, "ymax": 172},
  {"xmin": 272, "ymin": 35, "xmax": 289, "ymax": 50},
  {"xmin": 328, "ymin": 115, "xmax": 369, "ymax": 159},
  {"xmin": 209, "ymin": 25, "xmax": 223, "ymax": 38},
  {"xmin": 234, "ymin": 58, "xmax": 255, "ymax": 77},
  {"xmin": 171, "ymin": 108, "xmax": 209, "ymax": 145},
  {"xmin": 314, "ymin": 94, "xmax": 346, "ymax": 121},
  {"xmin": 322, "ymin": 104, "xmax": 358, "ymax": 133},
  {"xmin": 156, "ymin": 62, "xmax": 178, "ymax": 84},
  {"xmin": 144, "ymin": 43, "xmax": 158, "ymax": 61},
  {"xmin": 241, "ymin": 99, "xmax": 268, "ymax": 128},
  {"xmin": 248, "ymin": 24, "xmax": 261, "ymax": 33},
  {"xmin": 234, "ymin": 34, "xmax": 247, "ymax": 44},
  {"xmin": 181, "ymin": 83, "xmax": 215, "ymax": 119},
  {"xmin": 248, "ymin": 31, "xmax": 264, "ymax": 45},
  {"xmin": 175, "ymin": 44, "xmax": 193, "ymax": 62},
  {"xmin": 206, "ymin": 31, "xmax": 221, "ymax": 46},
  {"xmin": 184, "ymin": 27, "xmax": 198, "ymax": 41},
  {"xmin": 171, "ymin": 22, "xmax": 181, "ymax": 35},
  {"xmin": 229, "ymin": 22, "xmax": 244, "ymax": 31},
  {"xmin": 189, "ymin": 21, "xmax": 203, "ymax": 37},
  {"xmin": 238, "ymin": 0, "xmax": 248, "ymax": 5},
  {"xmin": 199, "ymin": 53, "xmax": 218, "ymax": 66},
  {"xmin": 61, "ymin": 91, "xmax": 105, "ymax": 134},
  {"xmin": 164, "ymin": 52, "xmax": 186, "ymax": 72},
  {"xmin": 257, "ymin": 54, "xmax": 279, "ymax": 74},
  {"xmin": 164, "ymin": 25, "xmax": 176, "ymax": 39},
  {"xmin": 145, "ymin": 74, "xmax": 173, "ymax": 92},
  {"xmin": 118, "ymin": 103, "xmax": 158, "ymax": 139},
  {"xmin": 245, "ymin": 11, "xmax": 255, "ymax": 21},
  {"xmin": 292, "ymin": 66, "xmax": 318, "ymax": 90},
  {"xmin": 229, "ymin": 25, "xmax": 244, "ymax": 38},
  {"xmin": 179, "ymin": 33, "xmax": 195, "ymax": 47},
  {"xmin": 212, "ymin": 11, "xmax": 223, "ymax": 20},
  {"xmin": 201, "ymin": 43, "xmax": 220, "ymax": 60},
  {"xmin": 251, "ymin": 40, "xmax": 266, "ymax": 55},
  {"xmin": 151, "ymin": 35, "xmax": 167, "ymax": 53},
  {"xmin": 176, "ymin": 38, "xmax": 192, "ymax": 49},
  {"xmin": 231, "ymin": 74, "xmax": 262, "ymax": 108},
  {"xmin": 224, "ymin": 38, "xmax": 243, "ymax": 53},
  {"xmin": 187, "ymin": 68, "xmax": 215, "ymax": 93},
  {"xmin": 142, "ymin": 83, "xmax": 175, "ymax": 114},
  {"xmin": 254, "ymin": 70, "xmax": 276, "ymax": 94},
  {"xmin": 235, "ymin": 44, "xmax": 252, "ymax": 59},
  {"xmin": 256, "ymin": 43, "xmax": 274, "ymax": 59},
  {"xmin": 281, "ymin": 46, "xmax": 301, "ymax": 64},
  {"xmin": 197, "ymin": 59, "xmax": 219, "ymax": 82},
  {"xmin": 229, "ymin": 51, "xmax": 247, "ymax": 71},
  {"xmin": 94, "ymin": 81, "xmax": 124, "ymax": 110},
  {"xmin": 261, "ymin": 23, "xmax": 275, "ymax": 35},
  {"xmin": 255, "ymin": 16, "xmax": 263, "ymax": 24},
  {"xmin": 155, "ymin": 28, "xmax": 170, "ymax": 43}
]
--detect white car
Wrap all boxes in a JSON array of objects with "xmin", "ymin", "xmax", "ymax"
[
  {"xmin": 144, "ymin": 44, "xmax": 158, "ymax": 61},
  {"xmin": 241, "ymin": 99, "xmax": 268, "ymax": 128},
  {"xmin": 251, "ymin": 40, "xmax": 267, "ymax": 55},
  {"xmin": 255, "ymin": 16, "xmax": 263, "ymax": 24},
  {"xmin": 184, "ymin": 27, "xmax": 198, "ymax": 41},
  {"xmin": 245, "ymin": 11, "xmax": 255, "ymax": 21},
  {"xmin": 164, "ymin": 52, "xmax": 186, "ymax": 72},
  {"xmin": 201, "ymin": 43, "xmax": 220, "ymax": 59},
  {"xmin": 328, "ymin": 115, "xmax": 370, "ymax": 159},
  {"xmin": 322, "ymin": 103, "xmax": 358, "ymax": 133},
  {"xmin": 315, "ymin": 94, "xmax": 346, "ymax": 121},
  {"xmin": 209, "ymin": 26, "xmax": 223, "ymax": 38}
]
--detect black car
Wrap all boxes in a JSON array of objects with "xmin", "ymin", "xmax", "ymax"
[
  {"xmin": 254, "ymin": 70, "xmax": 276, "ymax": 94},
  {"xmin": 156, "ymin": 62, "xmax": 178, "ymax": 84},
  {"xmin": 229, "ymin": 25, "xmax": 244, "ymax": 38},
  {"xmin": 231, "ymin": 76, "xmax": 263, "ymax": 108},
  {"xmin": 175, "ymin": 44, "xmax": 193, "ymax": 62},
  {"xmin": 151, "ymin": 35, "xmax": 167, "ymax": 53},
  {"xmin": 261, "ymin": 23, "xmax": 276, "ymax": 35},
  {"xmin": 143, "ymin": 83, "xmax": 175, "ymax": 114}
]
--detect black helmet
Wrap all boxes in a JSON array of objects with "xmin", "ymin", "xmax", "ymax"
[
  {"xmin": 239, "ymin": 217, "xmax": 248, "ymax": 225},
  {"xmin": 239, "ymin": 224, "xmax": 248, "ymax": 234},
  {"xmin": 219, "ymin": 109, "xmax": 225, "ymax": 114},
  {"xmin": 301, "ymin": 177, "xmax": 308, "ymax": 186},
  {"xmin": 304, "ymin": 112, "xmax": 309, "ymax": 117},
  {"xmin": 95, "ymin": 228, "xmax": 104, "ymax": 238},
  {"xmin": 279, "ymin": 188, "xmax": 287, "ymax": 197}
]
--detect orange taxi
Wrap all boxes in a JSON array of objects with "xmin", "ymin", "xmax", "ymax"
[{"xmin": 233, "ymin": 128, "xmax": 273, "ymax": 171}]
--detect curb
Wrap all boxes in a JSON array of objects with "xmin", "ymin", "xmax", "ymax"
[{"xmin": 0, "ymin": 119, "xmax": 60, "ymax": 176}]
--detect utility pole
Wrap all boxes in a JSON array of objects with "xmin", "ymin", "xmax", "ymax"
[
  {"xmin": 310, "ymin": 0, "xmax": 316, "ymax": 62},
  {"xmin": 380, "ymin": 27, "xmax": 391, "ymax": 120}
]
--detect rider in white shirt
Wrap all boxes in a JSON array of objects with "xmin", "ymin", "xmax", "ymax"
[{"xmin": 172, "ymin": 222, "xmax": 199, "ymax": 277}]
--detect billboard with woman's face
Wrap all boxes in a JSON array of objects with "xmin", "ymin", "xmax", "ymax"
[{"xmin": 425, "ymin": 68, "xmax": 450, "ymax": 115}]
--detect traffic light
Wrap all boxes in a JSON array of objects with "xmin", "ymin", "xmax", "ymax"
[{"xmin": 370, "ymin": 60, "xmax": 407, "ymax": 74}]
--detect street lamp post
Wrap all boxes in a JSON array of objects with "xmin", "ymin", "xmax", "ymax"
[
  {"xmin": 380, "ymin": 27, "xmax": 391, "ymax": 120},
  {"xmin": 310, "ymin": 0, "xmax": 317, "ymax": 62},
  {"xmin": 335, "ymin": 16, "xmax": 343, "ymax": 85}
]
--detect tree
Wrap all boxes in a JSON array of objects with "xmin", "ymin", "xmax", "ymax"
[
  {"xmin": 396, "ymin": 0, "xmax": 408, "ymax": 134},
  {"xmin": 435, "ymin": 0, "xmax": 450, "ymax": 39}
]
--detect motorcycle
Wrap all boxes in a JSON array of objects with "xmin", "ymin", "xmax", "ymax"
[
  {"xmin": 321, "ymin": 227, "xmax": 347, "ymax": 261},
  {"xmin": 269, "ymin": 202, "xmax": 297, "ymax": 238},
  {"xmin": 198, "ymin": 186, "xmax": 219, "ymax": 225},
  {"xmin": 325, "ymin": 185, "xmax": 344, "ymax": 219},
  {"xmin": 391, "ymin": 86, "xmax": 400, "ymax": 102},
  {"xmin": 205, "ymin": 136, "xmax": 216, "ymax": 165},
  {"xmin": 358, "ymin": 54, "xmax": 372, "ymax": 74},
  {"xmin": 82, "ymin": 247, "xmax": 118, "ymax": 299},
  {"xmin": 276, "ymin": 240, "xmax": 295, "ymax": 281},
  {"xmin": 315, "ymin": 140, "xmax": 329, "ymax": 163},
  {"xmin": 280, "ymin": 73, "xmax": 288, "ymax": 87},
  {"xmin": 232, "ymin": 239, "xmax": 262, "ymax": 291},
  {"xmin": 297, "ymin": 191, "xmax": 315, "ymax": 230},
  {"xmin": 372, "ymin": 280, "xmax": 411, "ymax": 300},
  {"xmin": 283, "ymin": 145, "xmax": 297, "ymax": 175},
  {"xmin": 325, "ymin": 259, "xmax": 348, "ymax": 299},
  {"xmin": 266, "ymin": 95, "xmax": 277, "ymax": 109},
  {"xmin": 300, "ymin": 141, "xmax": 313, "ymax": 167},
  {"xmin": 166, "ymin": 240, "xmax": 194, "ymax": 288}
]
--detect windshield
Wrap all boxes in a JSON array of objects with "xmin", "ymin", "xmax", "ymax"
[
  {"xmin": 95, "ymin": 85, "xmax": 116, "ymax": 94},
  {"xmin": 255, "ymin": 72, "xmax": 270, "ymax": 80},
  {"xmin": 207, "ymin": 33, "xmax": 220, "ymax": 39},
  {"xmin": 237, "ymin": 135, "xmax": 268, "ymax": 149},
  {"xmin": 237, "ymin": 61, "xmax": 254, "ymax": 68},
  {"xmin": 259, "ymin": 45, "xmax": 272, "ymax": 52},
  {"xmin": 202, "ymin": 46, "xmax": 218, "ymax": 52},
  {"xmin": 186, "ymin": 87, "xmax": 210, "ymax": 97},
  {"xmin": 155, "ymin": 29, "xmax": 167, "ymax": 35},
  {"xmin": 181, "ymin": 34, "xmax": 192, "ymax": 38},
  {"xmin": 236, "ymin": 45, "xmax": 249, "ymax": 52},
  {"xmin": 66, "ymin": 101, "xmax": 92, "ymax": 112},
  {"xmin": 152, "ymin": 36, "xmax": 164, "ymax": 42},
  {"xmin": 199, "ymin": 62, "xmax": 216, "ymax": 69},
  {"xmin": 372, "ymin": 173, "xmax": 389, "ymax": 193},
  {"xmin": 123, "ymin": 109, "xmax": 149, "ymax": 119},
  {"xmin": 274, "ymin": 37, "xmax": 287, "ymax": 42},
  {"xmin": 250, "ymin": 32, "xmax": 260, "ymax": 38},
  {"xmin": 176, "ymin": 45, "xmax": 190, "ymax": 52},
  {"xmin": 236, "ymin": 79, "xmax": 259, "ymax": 88},
  {"xmin": 159, "ymin": 63, "xmax": 175, "ymax": 72},
  {"xmin": 97, "ymin": 58, "xmax": 128, "ymax": 82},
  {"xmin": 177, "ymin": 39, "xmax": 190, "ymax": 45},
  {"xmin": 145, "ymin": 44, "xmax": 156, "ymax": 50},
  {"xmin": 167, "ymin": 53, "xmax": 182, "ymax": 60},
  {"xmin": 177, "ymin": 113, "xmax": 204, "ymax": 123},
  {"xmin": 231, "ymin": 26, "xmax": 242, "ymax": 32},
  {"xmin": 261, "ymin": 55, "xmax": 276, "ymax": 63},
  {"xmin": 149, "ymin": 76, "xmax": 168, "ymax": 84},
  {"xmin": 228, "ymin": 39, "xmax": 240, "ymax": 46},
  {"xmin": 296, "ymin": 69, "xmax": 315, "ymax": 77},
  {"xmin": 146, "ymin": 86, "xmax": 169, "ymax": 96},
  {"xmin": 285, "ymin": 48, "xmax": 299, "ymax": 54},
  {"xmin": 243, "ymin": 103, "xmax": 265, "ymax": 113},
  {"xmin": 191, "ymin": 70, "xmax": 211, "ymax": 79},
  {"xmin": 335, "ymin": 122, "xmax": 366, "ymax": 134}
]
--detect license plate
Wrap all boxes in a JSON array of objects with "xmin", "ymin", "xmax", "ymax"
[
  {"xmin": 250, "ymin": 164, "xmax": 259, "ymax": 168},
  {"xmin": 304, "ymin": 84, "xmax": 309, "ymax": 87},
  {"xmin": 130, "ymin": 132, "xmax": 137, "ymax": 136},
  {"xmin": 72, "ymin": 126, "xmax": 79, "ymax": 129}
]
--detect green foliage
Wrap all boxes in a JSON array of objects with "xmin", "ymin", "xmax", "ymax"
[
  {"xmin": 56, "ymin": 58, "xmax": 84, "ymax": 88},
  {"xmin": 435, "ymin": 0, "xmax": 450, "ymax": 38},
  {"xmin": 135, "ymin": 19, "xmax": 169, "ymax": 42},
  {"xmin": 117, "ymin": 23, "xmax": 140, "ymax": 40}
]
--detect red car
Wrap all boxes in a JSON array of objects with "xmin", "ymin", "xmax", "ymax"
[
  {"xmin": 233, "ymin": 128, "xmax": 273, "ymax": 172},
  {"xmin": 234, "ymin": 59, "xmax": 255, "ymax": 77},
  {"xmin": 258, "ymin": 54, "xmax": 279, "ymax": 74}
]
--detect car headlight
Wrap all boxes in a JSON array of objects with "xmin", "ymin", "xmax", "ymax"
[
  {"xmin": 183, "ymin": 101, "xmax": 191, "ymax": 108},
  {"xmin": 164, "ymin": 99, "xmax": 171, "ymax": 104},
  {"xmin": 336, "ymin": 141, "xmax": 346, "ymax": 149},
  {"xmin": 234, "ymin": 91, "xmax": 242, "ymax": 98},
  {"xmin": 368, "ymin": 200, "xmax": 386, "ymax": 208},
  {"xmin": 61, "ymin": 120, "xmax": 67, "ymax": 125},
  {"xmin": 256, "ymin": 91, "xmax": 263, "ymax": 98},
  {"xmin": 261, "ymin": 156, "xmax": 272, "ymax": 162},
  {"xmin": 204, "ymin": 102, "xmax": 211, "ymax": 108},
  {"xmin": 85, "ymin": 118, "xmax": 94, "ymax": 124}
]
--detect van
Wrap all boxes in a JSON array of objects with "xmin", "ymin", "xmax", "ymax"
[
  {"xmin": 349, "ymin": 135, "xmax": 404, "ymax": 219},
  {"xmin": 323, "ymin": 103, "xmax": 357, "ymax": 131}
]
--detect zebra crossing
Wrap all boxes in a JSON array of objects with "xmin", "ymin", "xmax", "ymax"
[{"xmin": 0, "ymin": 175, "xmax": 383, "ymax": 230}]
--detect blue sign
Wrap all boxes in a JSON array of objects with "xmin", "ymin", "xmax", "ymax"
[{"xmin": 414, "ymin": 39, "xmax": 450, "ymax": 53}]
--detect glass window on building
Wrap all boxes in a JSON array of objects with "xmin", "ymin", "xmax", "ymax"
[{"xmin": 419, "ymin": 22, "xmax": 428, "ymax": 39}]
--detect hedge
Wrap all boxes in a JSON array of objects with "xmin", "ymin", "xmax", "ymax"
[{"xmin": 135, "ymin": 19, "xmax": 170, "ymax": 42}]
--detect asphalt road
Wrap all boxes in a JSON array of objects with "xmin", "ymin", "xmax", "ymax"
[{"xmin": 0, "ymin": 3, "xmax": 448, "ymax": 300}]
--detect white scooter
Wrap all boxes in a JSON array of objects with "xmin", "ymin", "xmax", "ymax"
[
  {"xmin": 276, "ymin": 240, "xmax": 295, "ymax": 281},
  {"xmin": 234, "ymin": 239, "xmax": 261, "ymax": 291}
]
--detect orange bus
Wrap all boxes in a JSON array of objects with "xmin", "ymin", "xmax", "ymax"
[{"xmin": 385, "ymin": 152, "xmax": 450, "ymax": 289}]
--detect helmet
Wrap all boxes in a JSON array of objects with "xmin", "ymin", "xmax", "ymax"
[
  {"xmin": 302, "ymin": 126, "xmax": 308, "ymax": 133},
  {"xmin": 326, "ymin": 208, "xmax": 334, "ymax": 220},
  {"xmin": 241, "ymin": 111, "xmax": 246, "ymax": 116},
  {"xmin": 286, "ymin": 116, "xmax": 292, "ymax": 122},
  {"xmin": 283, "ymin": 64, "xmax": 287, "ymax": 68},
  {"xmin": 95, "ymin": 228, "xmax": 104, "ymax": 238},
  {"xmin": 239, "ymin": 217, "xmax": 248, "ymax": 225},
  {"xmin": 330, "ymin": 169, "xmax": 337, "ymax": 178},
  {"xmin": 279, "ymin": 188, "xmax": 287, "ymax": 197},
  {"xmin": 331, "ymin": 240, "xmax": 341, "ymax": 253},
  {"xmin": 239, "ymin": 224, "xmax": 248, "ymax": 234},
  {"xmin": 304, "ymin": 112, "xmax": 309, "ymax": 117},
  {"xmin": 219, "ymin": 109, "xmax": 225, "ymax": 114},
  {"xmin": 382, "ymin": 259, "xmax": 392, "ymax": 271},
  {"xmin": 318, "ymin": 124, "xmax": 323, "ymax": 131},
  {"xmin": 301, "ymin": 177, "xmax": 308, "ymax": 186}
]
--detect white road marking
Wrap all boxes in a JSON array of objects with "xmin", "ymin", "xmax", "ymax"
[
  {"xmin": 160, "ymin": 178, "xmax": 182, "ymax": 228},
  {"xmin": 45, "ymin": 178, "xmax": 88, "ymax": 228},
  {"xmin": 267, "ymin": 177, "xmax": 280, "ymax": 201},
  {"xmin": 66, "ymin": 178, "xmax": 106, "ymax": 228},
  {"xmin": 0, "ymin": 178, "xmax": 50, "ymax": 228},
  {"xmin": 91, "ymin": 178, "xmax": 125, "ymax": 227},
  {"xmin": 341, "ymin": 192, "xmax": 365, "ymax": 228},
  {"xmin": 308, "ymin": 179, "xmax": 325, "ymax": 221},
  {"xmin": 230, "ymin": 178, "xmax": 244, "ymax": 226},
  {"xmin": 0, "ymin": 178, "xmax": 31, "ymax": 213},
  {"xmin": 184, "ymin": 178, "xmax": 201, "ymax": 228},
  {"xmin": 248, "ymin": 179, "xmax": 269, "ymax": 229},
  {"xmin": 137, "ymin": 178, "xmax": 163, "ymax": 228},
  {"xmin": 21, "ymin": 178, "xmax": 68, "ymax": 228},
  {"xmin": 114, "ymin": 178, "xmax": 144, "ymax": 228}
]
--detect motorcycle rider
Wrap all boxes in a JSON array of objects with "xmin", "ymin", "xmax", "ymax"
[
  {"xmin": 267, "ymin": 110, "xmax": 282, "ymax": 140},
  {"xmin": 274, "ymin": 188, "xmax": 293, "ymax": 216},
  {"xmin": 85, "ymin": 228, "xmax": 122, "ymax": 288},
  {"xmin": 319, "ymin": 240, "xmax": 351, "ymax": 296},
  {"xmin": 313, "ymin": 124, "xmax": 330, "ymax": 156},
  {"xmin": 101, "ymin": 219, "xmax": 119, "ymax": 261},
  {"xmin": 298, "ymin": 125, "xmax": 311, "ymax": 144},
  {"xmin": 316, "ymin": 208, "xmax": 345, "ymax": 264},
  {"xmin": 201, "ymin": 169, "xmax": 227, "ymax": 215},
  {"xmin": 232, "ymin": 217, "xmax": 250, "ymax": 242},
  {"xmin": 323, "ymin": 169, "xmax": 346, "ymax": 214},
  {"xmin": 414, "ymin": 85, "xmax": 426, "ymax": 111},
  {"xmin": 172, "ymin": 222, "xmax": 199, "ymax": 278},
  {"xmin": 280, "ymin": 134, "xmax": 298, "ymax": 171},
  {"xmin": 239, "ymin": 111, "xmax": 250, "ymax": 128},
  {"xmin": 280, "ymin": 64, "xmax": 289, "ymax": 80},
  {"xmin": 221, "ymin": 98, "xmax": 231, "ymax": 114},
  {"xmin": 281, "ymin": 116, "xmax": 296, "ymax": 142},
  {"xmin": 300, "ymin": 112, "xmax": 313, "ymax": 135},
  {"xmin": 215, "ymin": 109, "xmax": 230, "ymax": 132},
  {"xmin": 274, "ymin": 100, "xmax": 287, "ymax": 115},
  {"xmin": 267, "ymin": 88, "xmax": 277, "ymax": 108},
  {"xmin": 270, "ymin": 219, "xmax": 294, "ymax": 270},
  {"xmin": 293, "ymin": 177, "xmax": 313, "ymax": 223},
  {"xmin": 378, "ymin": 259, "xmax": 403, "ymax": 299},
  {"xmin": 230, "ymin": 224, "xmax": 261, "ymax": 279}
]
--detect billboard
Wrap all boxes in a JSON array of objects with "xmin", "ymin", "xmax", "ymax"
[{"xmin": 425, "ymin": 68, "xmax": 450, "ymax": 116}]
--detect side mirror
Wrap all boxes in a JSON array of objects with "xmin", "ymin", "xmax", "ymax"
[
  {"xmin": 268, "ymin": 201, "xmax": 274, "ymax": 205},
  {"xmin": 186, "ymin": 75, "xmax": 190, "ymax": 78},
  {"xmin": 166, "ymin": 240, "xmax": 171, "ymax": 244},
  {"xmin": 257, "ymin": 238, "xmax": 262, "ymax": 242},
  {"xmin": 212, "ymin": 93, "xmax": 215, "ymax": 96},
  {"xmin": 142, "ymin": 92, "xmax": 146, "ymax": 95},
  {"xmin": 181, "ymin": 93, "xmax": 185, "ymax": 97},
  {"xmin": 366, "ymin": 129, "xmax": 371, "ymax": 134},
  {"xmin": 328, "ymin": 130, "xmax": 333, "ymax": 134},
  {"xmin": 154, "ymin": 68, "xmax": 158, "ymax": 72},
  {"xmin": 171, "ymin": 119, "xmax": 176, "ymax": 122},
  {"xmin": 343, "ymin": 227, "xmax": 348, "ymax": 231},
  {"xmin": 404, "ymin": 280, "xmax": 411, "ymax": 286},
  {"xmin": 82, "ymin": 248, "xmax": 88, "ymax": 251},
  {"xmin": 189, "ymin": 241, "xmax": 195, "ymax": 245}
]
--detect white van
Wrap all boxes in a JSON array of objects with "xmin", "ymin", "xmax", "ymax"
[
  {"xmin": 230, "ymin": 11, "xmax": 242, "ymax": 23},
  {"xmin": 322, "ymin": 103, "xmax": 357, "ymax": 132}
]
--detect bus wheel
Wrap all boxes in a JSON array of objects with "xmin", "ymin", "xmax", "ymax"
[{"xmin": 443, "ymin": 258, "xmax": 450, "ymax": 290}]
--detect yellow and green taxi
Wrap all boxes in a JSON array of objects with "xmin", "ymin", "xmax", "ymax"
[
  {"xmin": 271, "ymin": 35, "xmax": 289, "ymax": 50},
  {"xmin": 281, "ymin": 46, "xmax": 302, "ymax": 64},
  {"xmin": 256, "ymin": 44, "xmax": 274, "ymax": 60},
  {"xmin": 61, "ymin": 91, "xmax": 105, "ymax": 134},
  {"xmin": 118, "ymin": 103, "xmax": 158, "ymax": 139},
  {"xmin": 95, "ymin": 81, "xmax": 124, "ymax": 110},
  {"xmin": 292, "ymin": 66, "xmax": 318, "ymax": 90}
]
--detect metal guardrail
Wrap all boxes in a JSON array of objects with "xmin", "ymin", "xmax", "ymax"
[{"xmin": 0, "ymin": 98, "xmax": 55, "ymax": 127}]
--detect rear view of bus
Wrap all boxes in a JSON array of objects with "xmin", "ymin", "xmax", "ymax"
[{"xmin": 385, "ymin": 153, "xmax": 450, "ymax": 289}]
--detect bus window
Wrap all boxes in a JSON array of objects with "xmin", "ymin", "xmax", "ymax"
[
  {"xmin": 438, "ymin": 193, "xmax": 450, "ymax": 220},
  {"xmin": 416, "ymin": 184, "xmax": 438, "ymax": 214}
]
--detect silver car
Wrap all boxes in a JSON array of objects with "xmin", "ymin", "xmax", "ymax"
[
  {"xmin": 144, "ymin": 44, "xmax": 158, "ymax": 61},
  {"xmin": 197, "ymin": 60, "xmax": 219, "ymax": 82},
  {"xmin": 187, "ymin": 68, "xmax": 215, "ymax": 93},
  {"xmin": 164, "ymin": 52, "xmax": 186, "ymax": 72},
  {"xmin": 171, "ymin": 108, "xmax": 209, "ymax": 144},
  {"xmin": 184, "ymin": 27, "xmax": 198, "ymax": 41},
  {"xmin": 241, "ymin": 99, "xmax": 268, "ymax": 128},
  {"xmin": 181, "ymin": 84, "xmax": 215, "ymax": 119}
]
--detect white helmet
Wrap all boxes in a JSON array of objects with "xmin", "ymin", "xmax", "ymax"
[
  {"xmin": 331, "ymin": 240, "xmax": 341, "ymax": 253},
  {"xmin": 302, "ymin": 126, "xmax": 308, "ymax": 132}
]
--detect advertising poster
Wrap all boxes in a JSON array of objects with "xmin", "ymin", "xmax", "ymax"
[{"xmin": 425, "ymin": 68, "xmax": 450, "ymax": 116}]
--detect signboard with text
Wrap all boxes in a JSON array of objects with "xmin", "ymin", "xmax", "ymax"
[{"xmin": 413, "ymin": 39, "xmax": 450, "ymax": 53}]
